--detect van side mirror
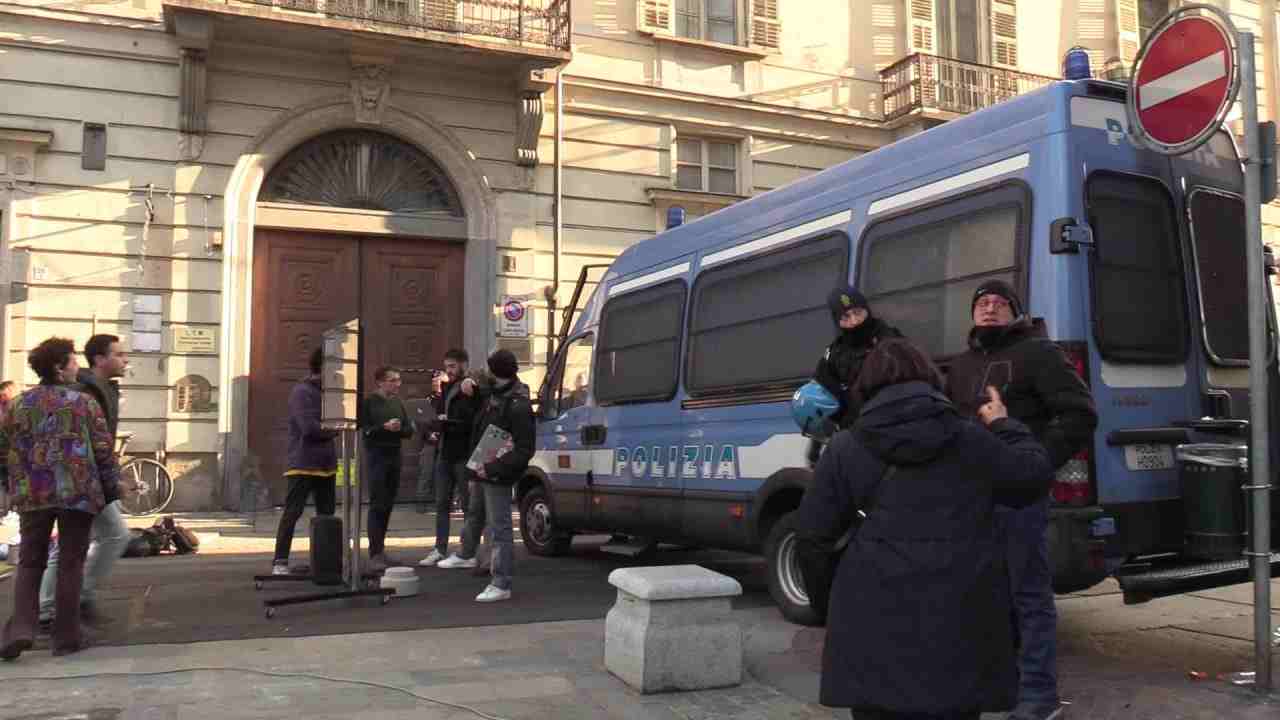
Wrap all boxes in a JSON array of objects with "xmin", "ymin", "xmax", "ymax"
[{"xmin": 1050, "ymin": 217, "xmax": 1095, "ymax": 254}]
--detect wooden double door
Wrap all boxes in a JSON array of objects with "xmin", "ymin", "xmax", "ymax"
[{"xmin": 249, "ymin": 230, "xmax": 464, "ymax": 505}]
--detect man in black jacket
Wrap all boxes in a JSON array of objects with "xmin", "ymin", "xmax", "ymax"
[
  {"xmin": 417, "ymin": 348, "xmax": 480, "ymax": 567},
  {"xmin": 436, "ymin": 350, "xmax": 534, "ymax": 603},
  {"xmin": 813, "ymin": 286, "xmax": 902, "ymax": 430},
  {"xmin": 945, "ymin": 280, "xmax": 1097, "ymax": 720},
  {"xmin": 39, "ymin": 334, "xmax": 129, "ymax": 627}
]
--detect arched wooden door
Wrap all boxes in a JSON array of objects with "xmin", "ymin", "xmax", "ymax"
[{"xmin": 248, "ymin": 130, "xmax": 466, "ymax": 506}]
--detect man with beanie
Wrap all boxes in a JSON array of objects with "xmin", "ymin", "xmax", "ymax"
[
  {"xmin": 813, "ymin": 285, "xmax": 901, "ymax": 430},
  {"xmin": 945, "ymin": 279, "xmax": 1097, "ymax": 720},
  {"xmin": 436, "ymin": 349, "xmax": 534, "ymax": 603}
]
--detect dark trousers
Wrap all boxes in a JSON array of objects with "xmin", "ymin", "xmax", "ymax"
[
  {"xmin": 851, "ymin": 711, "xmax": 979, "ymax": 720},
  {"xmin": 996, "ymin": 496, "xmax": 1058, "ymax": 705},
  {"xmin": 3, "ymin": 508, "xmax": 94, "ymax": 654},
  {"xmin": 273, "ymin": 474, "xmax": 337, "ymax": 562},
  {"xmin": 433, "ymin": 458, "xmax": 469, "ymax": 554},
  {"xmin": 366, "ymin": 446, "xmax": 402, "ymax": 556}
]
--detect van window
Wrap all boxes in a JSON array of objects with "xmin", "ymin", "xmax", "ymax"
[
  {"xmin": 1188, "ymin": 190, "xmax": 1248, "ymax": 364},
  {"xmin": 594, "ymin": 280, "xmax": 686, "ymax": 404},
  {"xmin": 557, "ymin": 334, "xmax": 595, "ymax": 412},
  {"xmin": 1086, "ymin": 174, "xmax": 1188, "ymax": 363},
  {"xmin": 860, "ymin": 186, "xmax": 1025, "ymax": 358},
  {"xmin": 686, "ymin": 232, "xmax": 848, "ymax": 394}
]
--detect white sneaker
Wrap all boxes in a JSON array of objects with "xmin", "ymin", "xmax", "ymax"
[
  {"xmin": 436, "ymin": 553, "xmax": 477, "ymax": 569},
  {"xmin": 418, "ymin": 549, "xmax": 445, "ymax": 567},
  {"xmin": 271, "ymin": 563, "xmax": 290, "ymax": 576},
  {"xmin": 475, "ymin": 584, "xmax": 511, "ymax": 603}
]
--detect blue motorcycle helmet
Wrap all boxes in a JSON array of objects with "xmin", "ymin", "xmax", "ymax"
[{"xmin": 791, "ymin": 381, "xmax": 840, "ymax": 439}]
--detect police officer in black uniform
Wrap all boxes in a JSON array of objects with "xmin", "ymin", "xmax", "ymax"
[{"xmin": 813, "ymin": 286, "xmax": 902, "ymax": 430}]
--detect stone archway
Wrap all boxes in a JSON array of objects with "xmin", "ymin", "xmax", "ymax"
[{"xmin": 218, "ymin": 97, "xmax": 497, "ymax": 508}]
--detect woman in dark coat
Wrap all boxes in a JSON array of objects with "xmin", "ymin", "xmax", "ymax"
[{"xmin": 796, "ymin": 339, "xmax": 1053, "ymax": 720}]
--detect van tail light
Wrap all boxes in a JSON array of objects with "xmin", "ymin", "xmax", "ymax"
[{"xmin": 1053, "ymin": 341, "xmax": 1096, "ymax": 507}]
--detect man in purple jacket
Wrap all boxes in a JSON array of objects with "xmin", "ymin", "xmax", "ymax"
[{"xmin": 271, "ymin": 348, "xmax": 339, "ymax": 575}]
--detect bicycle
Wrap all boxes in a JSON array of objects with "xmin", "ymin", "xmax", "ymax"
[{"xmin": 116, "ymin": 431, "xmax": 175, "ymax": 516}]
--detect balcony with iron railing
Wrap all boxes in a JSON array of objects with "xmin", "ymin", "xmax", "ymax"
[
  {"xmin": 880, "ymin": 53, "xmax": 1058, "ymax": 123},
  {"xmin": 165, "ymin": 0, "xmax": 571, "ymax": 56}
]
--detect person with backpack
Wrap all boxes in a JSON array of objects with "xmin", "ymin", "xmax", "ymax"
[
  {"xmin": 38, "ymin": 334, "xmax": 130, "ymax": 629},
  {"xmin": 270, "ymin": 347, "xmax": 339, "ymax": 576},
  {"xmin": 796, "ymin": 339, "xmax": 1053, "ymax": 720},
  {"xmin": 435, "ymin": 349, "xmax": 534, "ymax": 603}
]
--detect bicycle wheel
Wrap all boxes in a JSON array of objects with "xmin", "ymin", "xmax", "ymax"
[{"xmin": 118, "ymin": 459, "xmax": 176, "ymax": 516}]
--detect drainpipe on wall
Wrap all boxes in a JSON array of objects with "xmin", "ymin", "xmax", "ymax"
[
  {"xmin": 545, "ymin": 68, "xmax": 564, "ymax": 369},
  {"xmin": 1263, "ymin": 0, "xmax": 1279, "ymax": 123}
]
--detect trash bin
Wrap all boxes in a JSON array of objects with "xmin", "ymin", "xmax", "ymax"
[{"xmin": 1176, "ymin": 443, "xmax": 1248, "ymax": 561}]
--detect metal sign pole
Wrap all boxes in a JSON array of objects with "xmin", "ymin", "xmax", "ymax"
[{"xmin": 1238, "ymin": 31, "xmax": 1274, "ymax": 694}]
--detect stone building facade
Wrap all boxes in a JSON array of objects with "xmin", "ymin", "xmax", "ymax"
[{"xmin": 0, "ymin": 0, "xmax": 1277, "ymax": 510}]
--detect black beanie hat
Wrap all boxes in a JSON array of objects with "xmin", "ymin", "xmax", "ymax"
[
  {"xmin": 971, "ymin": 279, "xmax": 1022, "ymax": 317},
  {"xmin": 827, "ymin": 286, "xmax": 869, "ymax": 326},
  {"xmin": 488, "ymin": 349, "xmax": 519, "ymax": 380}
]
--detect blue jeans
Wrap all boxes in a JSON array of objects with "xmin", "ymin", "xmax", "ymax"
[
  {"xmin": 995, "ymin": 496, "xmax": 1058, "ymax": 706},
  {"xmin": 39, "ymin": 501, "xmax": 130, "ymax": 620},
  {"xmin": 433, "ymin": 459, "xmax": 469, "ymax": 554},
  {"xmin": 461, "ymin": 482, "xmax": 513, "ymax": 590}
]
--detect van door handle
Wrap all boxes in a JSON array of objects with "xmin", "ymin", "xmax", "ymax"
[{"xmin": 581, "ymin": 425, "xmax": 607, "ymax": 446}]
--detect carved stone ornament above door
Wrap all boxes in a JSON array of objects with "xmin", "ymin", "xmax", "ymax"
[{"xmin": 351, "ymin": 64, "xmax": 391, "ymax": 125}]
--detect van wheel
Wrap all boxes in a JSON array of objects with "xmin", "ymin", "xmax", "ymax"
[
  {"xmin": 520, "ymin": 486, "xmax": 572, "ymax": 557},
  {"xmin": 765, "ymin": 510, "xmax": 825, "ymax": 627}
]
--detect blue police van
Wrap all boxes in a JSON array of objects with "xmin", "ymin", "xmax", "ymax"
[{"xmin": 515, "ymin": 77, "xmax": 1280, "ymax": 625}]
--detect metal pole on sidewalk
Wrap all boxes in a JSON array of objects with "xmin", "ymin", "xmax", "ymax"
[{"xmin": 1238, "ymin": 31, "xmax": 1274, "ymax": 695}]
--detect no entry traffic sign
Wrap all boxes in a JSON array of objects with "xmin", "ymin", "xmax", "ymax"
[{"xmin": 1127, "ymin": 6, "xmax": 1239, "ymax": 155}]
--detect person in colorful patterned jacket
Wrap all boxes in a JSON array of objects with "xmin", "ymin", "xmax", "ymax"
[{"xmin": 0, "ymin": 337, "xmax": 120, "ymax": 660}]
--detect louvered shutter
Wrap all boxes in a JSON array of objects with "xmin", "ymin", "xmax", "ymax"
[
  {"xmin": 749, "ymin": 0, "xmax": 781, "ymax": 52},
  {"xmin": 908, "ymin": 0, "xmax": 935, "ymax": 54},
  {"xmin": 991, "ymin": 0, "xmax": 1018, "ymax": 68},
  {"xmin": 637, "ymin": 0, "xmax": 675, "ymax": 35},
  {"xmin": 1116, "ymin": 0, "xmax": 1140, "ymax": 64}
]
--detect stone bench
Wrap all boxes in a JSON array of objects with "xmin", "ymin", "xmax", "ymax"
[{"xmin": 604, "ymin": 564, "xmax": 744, "ymax": 694}]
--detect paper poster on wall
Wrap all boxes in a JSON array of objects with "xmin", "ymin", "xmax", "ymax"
[
  {"xmin": 132, "ymin": 332, "xmax": 162, "ymax": 353},
  {"xmin": 132, "ymin": 294, "xmax": 162, "ymax": 314},
  {"xmin": 132, "ymin": 313, "xmax": 162, "ymax": 332}
]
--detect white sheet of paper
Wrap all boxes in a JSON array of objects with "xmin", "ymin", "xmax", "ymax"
[
  {"xmin": 132, "ymin": 331, "xmax": 162, "ymax": 353},
  {"xmin": 133, "ymin": 294, "xmax": 162, "ymax": 314},
  {"xmin": 132, "ymin": 313, "xmax": 162, "ymax": 332}
]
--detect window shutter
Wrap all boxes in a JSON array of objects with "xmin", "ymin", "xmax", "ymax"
[
  {"xmin": 908, "ymin": 0, "xmax": 935, "ymax": 54},
  {"xmin": 1116, "ymin": 0, "xmax": 1140, "ymax": 64},
  {"xmin": 991, "ymin": 0, "xmax": 1018, "ymax": 68},
  {"xmin": 749, "ymin": 0, "xmax": 781, "ymax": 52},
  {"xmin": 637, "ymin": 0, "xmax": 675, "ymax": 35}
]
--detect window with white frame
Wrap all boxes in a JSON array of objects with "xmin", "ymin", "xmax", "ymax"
[
  {"xmin": 676, "ymin": 138, "xmax": 738, "ymax": 194},
  {"xmin": 675, "ymin": 0, "xmax": 737, "ymax": 44}
]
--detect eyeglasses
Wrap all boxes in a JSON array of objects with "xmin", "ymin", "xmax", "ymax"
[{"xmin": 974, "ymin": 297, "xmax": 1011, "ymax": 311}]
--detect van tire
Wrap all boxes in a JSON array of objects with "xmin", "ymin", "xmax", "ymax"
[
  {"xmin": 765, "ymin": 510, "xmax": 825, "ymax": 627},
  {"xmin": 520, "ymin": 486, "xmax": 572, "ymax": 557}
]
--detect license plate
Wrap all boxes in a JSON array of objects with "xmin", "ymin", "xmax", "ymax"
[{"xmin": 1124, "ymin": 444, "xmax": 1175, "ymax": 471}]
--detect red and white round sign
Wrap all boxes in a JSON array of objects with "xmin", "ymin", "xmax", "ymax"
[{"xmin": 1128, "ymin": 7, "xmax": 1239, "ymax": 155}]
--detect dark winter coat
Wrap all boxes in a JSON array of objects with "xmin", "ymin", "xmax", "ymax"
[
  {"xmin": 76, "ymin": 369, "xmax": 122, "ymax": 503},
  {"xmin": 813, "ymin": 317, "xmax": 903, "ymax": 428},
  {"xmin": 468, "ymin": 379, "xmax": 535, "ymax": 487},
  {"xmin": 795, "ymin": 381, "xmax": 1053, "ymax": 715},
  {"xmin": 360, "ymin": 393, "xmax": 415, "ymax": 450},
  {"xmin": 287, "ymin": 376, "xmax": 338, "ymax": 474},
  {"xmin": 945, "ymin": 317, "xmax": 1098, "ymax": 469},
  {"xmin": 432, "ymin": 374, "xmax": 483, "ymax": 464}
]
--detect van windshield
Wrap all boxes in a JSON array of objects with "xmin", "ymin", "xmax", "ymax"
[
  {"xmin": 1188, "ymin": 190, "xmax": 1249, "ymax": 364},
  {"xmin": 1085, "ymin": 173, "xmax": 1188, "ymax": 363}
]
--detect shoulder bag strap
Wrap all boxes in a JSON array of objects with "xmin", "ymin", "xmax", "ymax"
[{"xmin": 832, "ymin": 464, "xmax": 898, "ymax": 553}]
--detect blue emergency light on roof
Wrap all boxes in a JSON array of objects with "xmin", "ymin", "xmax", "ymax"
[
  {"xmin": 667, "ymin": 206, "xmax": 686, "ymax": 230},
  {"xmin": 1063, "ymin": 46, "xmax": 1092, "ymax": 80}
]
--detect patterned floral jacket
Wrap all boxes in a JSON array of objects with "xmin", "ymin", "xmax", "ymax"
[{"xmin": 0, "ymin": 382, "xmax": 120, "ymax": 514}]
